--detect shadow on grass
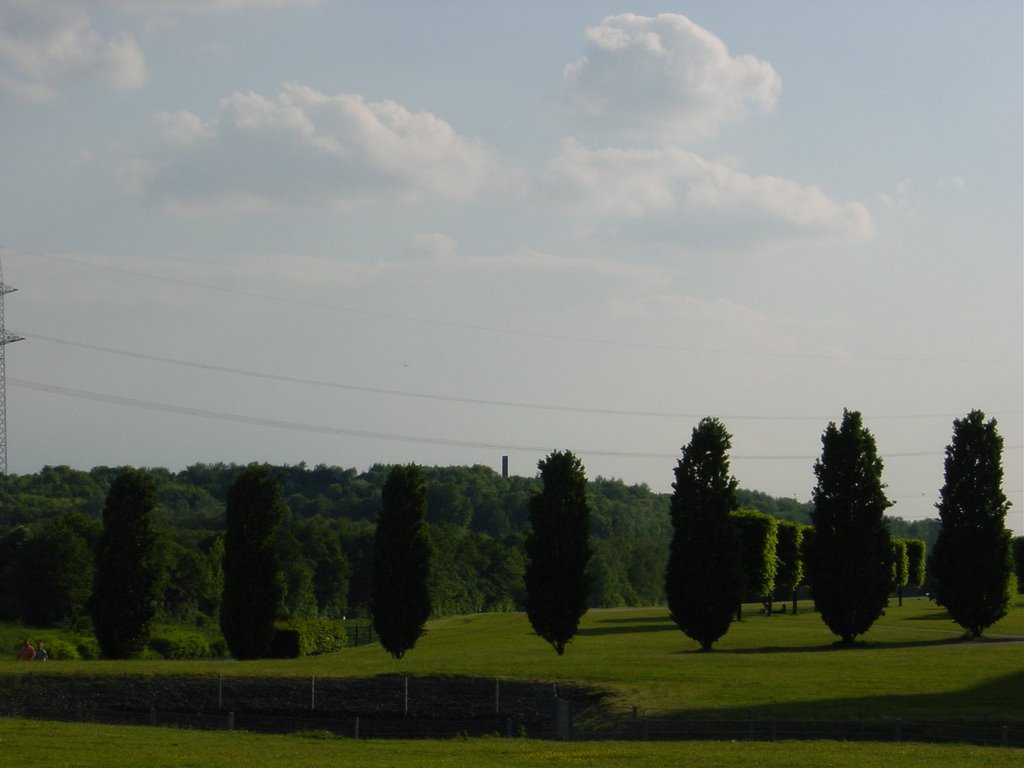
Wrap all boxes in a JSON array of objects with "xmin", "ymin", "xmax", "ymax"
[
  {"xmin": 652, "ymin": 669, "xmax": 1024, "ymax": 722},
  {"xmin": 577, "ymin": 615, "xmax": 676, "ymax": 637},
  {"xmin": 902, "ymin": 610, "xmax": 953, "ymax": 621},
  {"xmin": 711, "ymin": 636, "xmax": 974, "ymax": 654},
  {"xmin": 670, "ymin": 633, "xmax": 1023, "ymax": 655}
]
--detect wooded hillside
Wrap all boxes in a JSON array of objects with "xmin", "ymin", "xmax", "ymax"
[{"xmin": 0, "ymin": 462, "xmax": 938, "ymax": 628}]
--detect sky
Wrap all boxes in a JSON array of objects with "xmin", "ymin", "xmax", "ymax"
[{"xmin": 0, "ymin": 1, "xmax": 1021, "ymax": 533}]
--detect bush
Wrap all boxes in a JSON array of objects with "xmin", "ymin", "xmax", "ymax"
[
  {"xmin": 70, "ymin": 633, "xmax": 100, "ymax": 660},
  {"xmin": 270, "ymin": 619, "xmax": 347, "ymax": 658},
  {"xmin": 11, "ymin": 633, "xmax": 99, "ymax": 660},
  {"xmin": 147, "ymin": 625, "xmax": 228, "ymax": 660},
  {"xmin": 40, "ymin": 637, "xmax": 83, "ymax": 660}
]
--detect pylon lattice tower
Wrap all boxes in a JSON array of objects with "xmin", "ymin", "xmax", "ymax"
[{"xmin": 0, "ymin": 254, "xmax": 23, "ymax": 475}]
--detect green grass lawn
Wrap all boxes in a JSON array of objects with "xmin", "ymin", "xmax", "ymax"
[
  {"xmin": 1, "ymin": 719, "xmax": 1020, "ymax": 768},
  {"xmin": 3, "ymin": 597, "xmax": 1022, "ymax": 723},
  {"xmin": 2, "ymin": 598, "xmax": 1021, "ymax": 766}
]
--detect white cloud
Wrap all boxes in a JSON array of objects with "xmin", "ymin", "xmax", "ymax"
[
  {"xmin": 563, "ymin": 13, "xmax": 781, "ymax": 142},
  {"xmin": 155, "ymin": 110, "xmax": 216, "ymax": 146},
  {"xmin": 878, "ymin": 177, "xmax": 914, "ymax": 211},
  {"xmin": 121, "ymin": 83, "xmax": 492, "ymax": 212},
  {"xmin": 544, "ymin": 139, "xmax": 873, "ymax": 243},
  {"xmin": 0, "ymin": 2, "xmax": 145, "ymax": 100}
]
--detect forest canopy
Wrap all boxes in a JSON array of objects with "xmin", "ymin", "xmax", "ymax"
[{"xmin": 0, "ymin": 462, "xmax": 938, "ymax": 627}]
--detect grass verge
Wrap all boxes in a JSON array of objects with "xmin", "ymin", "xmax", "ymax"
[
  {"xmin": 2, "ymin": 597, "xmax": 1021, "ymax": 721},
  {"xmin": 2, "ymin": 719, "xmax": 1021, "ymax": 768}
]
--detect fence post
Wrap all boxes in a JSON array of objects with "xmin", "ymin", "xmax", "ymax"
[
  {"xmin": 895, "ymin": 719, "xmax": 902, "ymax": 743},
  {"xmin": 1001, "ymin": 726, "xmax": 1009, "ymax": 747},
  {"xmin": 311, "ymin": 676, "xmax": 316, "ymax": 711},
  {"xmin": 76, "ymin": 703, "xmax": 84, "ymax": 723},
  {"xmin": 404, "ymin": 677, "xmax": 409, "ymax": 716},
  {"xmin": 505, "ymin": 718, "xmax": 512, "ymax": 738},
  {"xmin": 495, "ymin": 678, "xmax": 500, "ymax": 715},
  {"xmin": 218, "ymin": 674, "xmax": 223, "ymax": 710},
  {"xmin": 150, "ymin": 708, "xmax": 156, "ymax": 727},
  {"xmin": 354, "ymin": 717, "xmax": 360, "ymax": 739},
  {"xmin": 227, "ymin": 711, "xmax": 235, "ymax": 731},
  {"xmin": 554, "ymin": 698, "xmax": 571, "ymax": 741},
  {"xmin": 770, "ymin": 717, "xmax": 777, "ymax": 741}
]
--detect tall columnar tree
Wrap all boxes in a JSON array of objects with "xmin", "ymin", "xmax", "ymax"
[
  {"xmin": 904, "ymin": 538, "xmax": 927, "ymax": 595},
  {"xmin": 1013, "ymin": 537, "xmax": 1024, "ymax": 595},
  {"xmin": 775, "ymin": 520, "xmax": 805, "ymax": 614},
  {"xmin": 665, "ymin": 417, "xmax": 742, "ymax": 651},
  {"xmin": 809, "ymin": 409, "xmax": 893, "ymax": 645},
  {"xmin": 372, "ymin": 464, "xmax": 432, "ymax": 659},
  {"xmin": 92, "ymin": 469, "xmax": 161, "ymax": 658},
  {"xmin": 731, "ymin": 509, "xmax": 778, "ymax": 617},
  {"xmin": 221, "ymin": 465, "xmax": 285, "ymax": 660},
  {"xmin": 7, "ymin": 515, "xmax": 95, "ymax": 627},
  {"xmin": 930, "ymin": 410, "xmax": 1014, "ymax": 637},
  {"xmin": 524, "ymin": 450, "xmax": 592, "ymax": 655},
  {"xmin": 892, "ymin": 539, "xmax": 909, "ymax": 607}
]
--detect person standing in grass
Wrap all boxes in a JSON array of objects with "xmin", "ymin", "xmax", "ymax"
[
  {"xmin": 35, "ymin": 641, "xmax": 48, "ymax": 661},
  {"xmin": 17, "ymin": 639, "xmax": 35, "ymax": 660}
]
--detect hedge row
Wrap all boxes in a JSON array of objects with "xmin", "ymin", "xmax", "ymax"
[{"xmin": 269, "ymin": 619, "xmax": 348, "ymax": 658}]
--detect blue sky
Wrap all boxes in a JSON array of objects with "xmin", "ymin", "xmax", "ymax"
[{"xmin": 1, "ymin": 1, "xmax": 1020, "ymax": 532}]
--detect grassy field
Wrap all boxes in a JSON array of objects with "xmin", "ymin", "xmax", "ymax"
[
  {"xmin": 2, "ymin": 597, "xmax": 1022, "ymax": 766},
  {"xmin": 1, "ymin": 719, "xmax": 1021, "ymax": 768},
  {"xmin": 3, "ymin": 596, "xmax": 1022, "ymax": 722}
]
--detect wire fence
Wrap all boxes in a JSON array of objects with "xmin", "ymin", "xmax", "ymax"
[{"xmin": 2, "ymin": 671, "xmax": 1021, "ymax": 747}]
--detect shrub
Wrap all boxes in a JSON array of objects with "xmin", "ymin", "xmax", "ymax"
[
  {"xmin": 38, "ymin": 637, "xmax": 81, "ymax": 661},
  {"xmin": 148, "ymin": 625, "xmax": 225, "ymax": 660},
  {"xmin": 270, "ymin": 619, "xmax": 348, "ymax": 658},
  {"xmin": 71, "ymin": 633, "xmax": 100, "ymax": 660}
]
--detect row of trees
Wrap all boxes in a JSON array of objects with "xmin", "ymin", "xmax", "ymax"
[
  {"xmin": 659, "ymin": 409, "xmax": 1015, "ymax": 651},
  {"xmin": 0, "ymin": 462, "xmax": 675, "ymax": 626},
  {"xmin": 0, "ymin": 409, "xmax": 1015, "ymax": 658}
]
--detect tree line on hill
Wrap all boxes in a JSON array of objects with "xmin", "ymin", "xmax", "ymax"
[{"xmin": 0, "ymin": 408, "xmax": 1018, "ymax": 658}]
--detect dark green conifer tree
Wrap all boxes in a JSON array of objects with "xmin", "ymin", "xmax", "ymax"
[
  {"xmin": 220, "ymin": 465, "xmax": 285, "ymax": 660},
  {"xmin": 665, "ymin": 418, "xmax": 742, "ymax": 651},
  {"xmin": 523, "ymin": 450, "xmax": 592, "ymax": 655},
  {"xmin": 809, "ymin": 410, "xmax": 893, "ymax": 645},
  {"xmin": 931, "ymin": 410, "xmax": 1014, "ymax": 637},
  {"xmin": 371, "ymin": 464, "xmax": 432, "ymax": 659},
  {"xmin": 92, "ymin": 469, "xmax": 160, "ymax": 658},
  {"xmin": 7, "ymin": 515, "xmax": 94, "ymax": 627}
]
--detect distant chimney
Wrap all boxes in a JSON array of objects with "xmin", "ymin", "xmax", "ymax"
[{"xmin": 501, "ymin": 455, "xmax": 509, "ymax": 478}]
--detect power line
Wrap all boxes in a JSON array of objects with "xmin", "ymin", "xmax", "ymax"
[
  {"xmin": 11, "ymin": 377, "xmax": 1022, "ymax": 461},
  {"xmin": 5, "ymin": 245, "xmax": 1020, "ymax": 365},
  {"xmin": 21, "ymin": 332, "xmax": 1023, "ymax": 423}
]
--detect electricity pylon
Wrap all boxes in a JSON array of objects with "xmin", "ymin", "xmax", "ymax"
[{"xmin": 0, "ymin": 254, "xmax": 23, "ymax": 475}]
